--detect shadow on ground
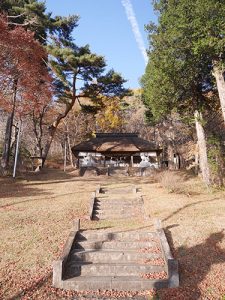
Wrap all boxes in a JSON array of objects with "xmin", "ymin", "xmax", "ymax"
[{"xmin": 158, "ymin": 229, "xmax": 225, "ymax": 300}]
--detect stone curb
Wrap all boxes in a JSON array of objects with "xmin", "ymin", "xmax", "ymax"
[
  {"xmin": 154, "ymin": 219, "xmax": 179, "ymax": 288},
  {"xmin": 132, "ymin": 185, "xmax": 137, "ymax": 194},
  {"xmin": 89, "ymin": 192, "xmax": 96, "ymax": 220},
  {"xmin": 96, "ymin": 184, "xmax": 102, "ymax": 194},
  {"xmin": 89, "ymin": 186, "xmax": 102, "ymax": 220},
  {"xmin": 138, "ymin": 195, "xmax": 151, "ymax": 221},
  {"xmin": 53, "ymin": 219, "xmax": 80, "ymax": 288}
]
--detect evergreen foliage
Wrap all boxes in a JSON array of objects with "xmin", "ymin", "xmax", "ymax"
[
  {"xmin": 0, "ymin": 0, "xmax": 79, "ymax": 43},
  {"xmin": 141, "ymin": 0, "xmax": 225, "ymax": 122}
]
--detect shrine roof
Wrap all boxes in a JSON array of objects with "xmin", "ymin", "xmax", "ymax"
[{"xmin": 72, "ymin": 133, "xmax": 162, "ymax": 156}]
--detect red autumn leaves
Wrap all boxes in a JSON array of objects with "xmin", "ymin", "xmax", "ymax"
[{"xmin": 0, "ymin": 16, "xmax": 52, "ymax": 117}]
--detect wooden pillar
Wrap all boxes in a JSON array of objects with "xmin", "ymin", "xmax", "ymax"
[
  {"xmin": 131, "ymin": 155, "xmax": 134, "ymax": 167},
  {"xmin": 157, "ymin": 153, "xmax": 161, "ymax": 168}
]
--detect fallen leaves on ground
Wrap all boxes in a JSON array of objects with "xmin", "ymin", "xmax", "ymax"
[
  {"xmin": 141, "ymin": 258, "xmax": 165, "ymax": 266},
  {"xmin": 140, "ymin": 271, "xmax": 167, "ymax": 280},
  {"xmin": 138, "ymin": 246, "xmax": 162, "ymax": 254}
]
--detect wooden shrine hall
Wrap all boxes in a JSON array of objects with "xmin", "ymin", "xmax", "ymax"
[{"xmin": 71, "ymin": 133, "xmax": 162, "ymax": 169}]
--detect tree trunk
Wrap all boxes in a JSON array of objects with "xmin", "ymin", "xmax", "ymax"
[
  {"xmin": 213, "ymin": 63, "xmax": 225, "ymax": 123},
  {"xmin": 1, "ymin": 115, "xmax": 13, "ymax": 169},
  {"xmin": 42, "ymin": 132, "xmax": 55, "ymax": 167},
  {"xmin": 194, "ymin": 110, "xmax": 211, "ymax": 185},
  {"xmin": 63, "ymin": 138, "xmax": 67, "ymax": 172},
  {"xmin": 1, "ymin": 80, "xmax": 17, "ymax": 170},
  {"xmin": 194, "ymin": 144, "xmax": 199, "ymax": 175},
  {"xmin": 67, "ymin": 131, "xmax": 74, "ymax": 167},
  {"xmin": 42, "ymin": 75, "xmax": 77, "ymax": 167},
  {"xmin": 167, "ymin": 143, "xmax": 174, "ymax": 170}
]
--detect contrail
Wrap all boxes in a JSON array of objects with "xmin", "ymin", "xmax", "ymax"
[{"xmin": 121, "ymin": 0, "xmax": 148, "ymax": 65}]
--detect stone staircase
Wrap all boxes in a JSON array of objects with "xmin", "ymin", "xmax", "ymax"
[
  {"xmin": 53, "ymin": 186, "xmax": 179, "ymax": 295},
  {"xmin": 92, "ymin": 193, "xmax": 143, "ymax": 221},
  {"xmin": 62, "ymin": 229, "xmax": 168, "ymax": 291}
]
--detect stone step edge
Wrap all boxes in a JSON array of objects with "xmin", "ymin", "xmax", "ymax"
[
  {"xmin": 59, "ymin": 275, "xmax": 169, "ymax": 291},
  {"xmin": 77, "ymin": 231, "xmax": 157, "ymax": 237},
  {"xmin": 93, "ymin": 204, "xmax": 143, "ymax": 207},
  {"xmin": 64, "ymin": 275, "xmax": 167, "ymax": 281},
  {"xmin": 93, "ymin": 209, "xmax": 141, "ymax": 212},
  {"xmin": 95, "ymin": 200, "xmax": 142, "ymax": 203},
  {"xmin": 65, "ymin": 264, "xmax": 165, "ymax": 277},
  {"xmin": 71, "ymin": 249, "xmax": 163, "ymax": 255},
  {"xmin": 66, "ymin": 261, "xmax": 165, "ymax": 267},
  {"xmin": 74, "ymin": 241, "xmax": 158, "ymax": 247},
  {"xmin": 75, "ymin": 239, "xmax": 158, "ymax": 243},
  {"xmin": 92, "ymin": 214, "xmax": 140, "ymax": 218},
  {"xmin": 75, "ymin": 239, "xmax": 159, "ymax": 245}
]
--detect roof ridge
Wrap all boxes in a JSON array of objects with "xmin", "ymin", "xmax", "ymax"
[{"xmin": 96, "ymin": 133, "xmax": 139, "ymax": 138}]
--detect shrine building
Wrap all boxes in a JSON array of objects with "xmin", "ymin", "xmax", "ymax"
[{"xmin": 71, "ymin": 133, "xmax": 162, "ymax": 169}]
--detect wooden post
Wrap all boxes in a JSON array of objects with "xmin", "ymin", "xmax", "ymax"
[
  {"xmin": 131, "ymin": 155, "xmax": 134, "ymax": 167},
  {"xmin": 67, "ymin": 130, "xmax": 74, "ymax": 167},
  {"xmin": 156, "ymin": 153, "xmax": 160, "ymax": 168},
  {"xmin": 13, "ymin": 120, "xmax": 22, "ymax": 178},
  {"xmin": 64, "ymin": 138, "xmax": 67, "ymax": 172}
]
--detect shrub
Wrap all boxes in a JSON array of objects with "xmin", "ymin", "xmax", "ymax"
[{"xmin": 156, "ymin": 170, "xmax": 184, "ymax": 193}]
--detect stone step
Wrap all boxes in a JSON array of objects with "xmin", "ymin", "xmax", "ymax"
[
  {"xmin": 93, "ymin": 206, "xmax": 142, "ymax": 212},
  {"xmin": 104, "ymin": 189, "xmax": 136, "ymax": 192},
  {"xmin": 74, "ymin": 240, "xmax": 158, "ymax": 250},
  {"xmin": 93, "ymin": 210, "xmax": 140, "ymax": 218},
  {"xmin": 92, "ymin": 215, "xmax": 132, "ymax": 221},
  {"xmin": 76, "ymin": 231, "xmax": 158, "ymax": 242},
  {"xmin": 96, "ymin": 195, "xmax": 140, "ymax": 199},
  {"xmin": 94, "ymin": 201, "xmax": 142, "ymax": 207},
  {"xmin": 93, "ymin": 205, "xmax": 142, "ymax": 211},
  {"xmin": 70, "ymin": 249, "xmax": 162, "ymax": 263},
  {"xmin": 62, "ymin": 275, "xmax": 168, "ymax": 291},
  {"xmin": 101, "ymin": 188, "xmax": 133, "ymax": 194},
  {"xmin": 96, "ymin": 198, "xmax": 142, "ymax": 204},
  {"xmin": 94, "ymin": 204, "xmax": 143, "ymax": 208},
  {"xmin": 66, "ymin": 262, "xmax": 165, "ymax": 277},
  {"xmin": 92, "ymin": 214, "xmax": 140, "ymax": 221},
  {"xmin": 92, "ymin": 209, "xmax": 141, "ymax": 216}
]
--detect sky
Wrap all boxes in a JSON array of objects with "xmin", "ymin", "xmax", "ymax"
[{"xmin": 45, "ymin": 0, "xmax": 157, "ymax": 89}]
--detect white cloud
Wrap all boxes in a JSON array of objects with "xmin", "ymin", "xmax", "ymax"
[{"xmin": 121, "ymin": 0, "xmax": 148, "ymax": 65}]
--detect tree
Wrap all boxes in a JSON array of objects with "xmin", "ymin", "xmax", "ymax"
[
  {"xmin": 0, "ymin": 1, "xmax": 78, "ymax": 170},
  {"xmin": 0, "ymin": 0, "xmax": 78, "ymax": 43},
  {"xmin": 149, "ymin": 0, "xmax": 225, "ymax": 121},
  {"xmin": 96, "ymin": 96, "xmax": 125, "ymax": 132},
  {"xmin": 0, "ymin": 17, "xmax": 52, "ymax": 169},
  {"xmin": 141, "ymin": 0, "xmax": 224, "ymax": 185},
  {"xmin": 187, "ymin": 0, "xmax": 225, "ymax": 122},
  {"xmin": 30, "ymin": 83, "xmax": 55, "ymax": 158},
  {"xmin": 43, "ymin": 38, "xmax": 130, "ymax": 164}
]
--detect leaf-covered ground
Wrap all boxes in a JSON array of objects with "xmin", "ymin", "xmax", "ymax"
[{"xmin": 0, "ymin": 168, "xmax": 224, "ymax": 299}]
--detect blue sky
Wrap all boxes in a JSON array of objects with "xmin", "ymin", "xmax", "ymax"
[{"xmin": 45, "ymin": 0, "xmax": 157, "ymax": 89}]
